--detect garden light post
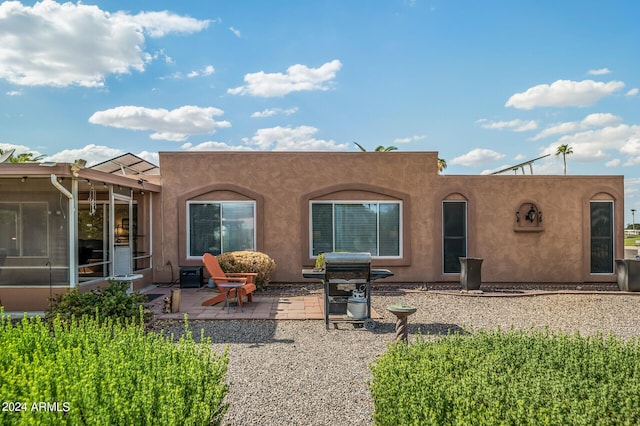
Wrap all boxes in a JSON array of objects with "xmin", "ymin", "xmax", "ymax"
[{"xmin": 632, "ymin": 208, "xmax": 637, "ymax": 232}]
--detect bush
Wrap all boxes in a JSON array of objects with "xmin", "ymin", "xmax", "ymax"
[
  {"xmin": 45, "ymin": 281, "xmax": 152, "ymax": 324},
  {"xmin": 369, "ymin": 329, "xmax": 640, "ymax": 425},
  {"xmin": 0, "ymin": 312, "xmax": 229, "ymax": 425},
  {"xmin": 217, "ymin": 250, "xmax": 276, "ymax": 290}
]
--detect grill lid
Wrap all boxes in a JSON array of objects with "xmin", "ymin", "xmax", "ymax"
[{"xmin": 324, "ymin": 252, "xmax": 371, "ymax": 266}]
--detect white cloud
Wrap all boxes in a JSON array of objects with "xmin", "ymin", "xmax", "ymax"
[
  {"xmin": 44, "ymin": 144, "xmax": 124, "ymax": 166},
  {"xmin": 480, "ymin": 164, "xmax": 511, "ymax": 175},
  {"xmin": 229, "ymin": 26, "xmax": 241, "ymax": 38},
  {"xmin": 0, "ymin": 1, "xmax": 209, "ymax": 87},
  {"xmin": 626, "ymin": 88, "xmax": 639, "ymax": 97},
  {"xmin": 588, "ymin": 68, "xmax": 611, "ymax": 76},
  {"xmin": 251, "ymin": 107, "xmax": 298, "ymax": 118},
  {"xmin": 527, "ymin": 157, "xmax": 564, "ymax": 175},
  {"xmin": 5, "ymin": 90, "xmax": 21, "ymax": 96},
  {"xmin": 189, "ymin": 65, "xmax": 215, "ymax": 78},
  {"xmin": 242, "ymin": 125, "xmax": 348, "ymax": 151},
  {"xmin": 605, "ymin": 158, "xmax": 621, "ymax": 167},
  {"xmin": 0, "ymin": 142, "xmax": 43, "ymax": 158},
  {"xmin": 539, "ymin": 124, "xmax": 640, "ymax": 163},
  {"xmin": 181, "ymin": 141, "xmax": 253, "ymax": 151},
  {"xmin": 136, "ymin": 150, "xmax": 159, "ymax": 166},
  {"xmin": 582, "ymin": 112, "xmax": 622, "ymax": 127},
  {"xmin": 88, "ymin": 105, "xmax": 231, "ymax": 141},
  {"xmin": 450, "ymin": 148, "xmax": 505, "ymax": 166},
  {"xmin": 46, "ymin": 145, "xmax": 159, "ymax": 167},
  {"xmin": 393, "ymin": 134, "xmax": 427, "ymax": 143},
  {"xmin": 477, "ymin": 119, "xmax": 538, "ymax": 132},
  {"xmin": 530, "ymin": 113, "xmax": 622, "ymax": 141},
  {"xmin": 620, "ymin": 137, "xmax": 640, "ymax": 165},
  {"xmin": 625, "ymin": 178, "xmax": 640, "ymax": 209},
  {"xmin": 167, "ymin": 65, "xmax": 215, "ymax": 80},
  {"xmin": 122, "ymin": 10, "xmax": 210, "ymax": 38},
  {"xmin": 505, "ymin": 80, "xmax": 625, "ymax": 109},
  {"xmin": 228, "ymin": 60, "xmax": 342, "ymax": 97}
]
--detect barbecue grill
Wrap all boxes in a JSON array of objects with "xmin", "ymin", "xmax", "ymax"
[{"xmin": 302, "ymin": 252, "xmax": 393, "ymax": 330}]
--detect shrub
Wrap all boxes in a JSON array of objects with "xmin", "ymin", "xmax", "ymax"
[
  {"xmin": 369, "ymin": 329, "xmax": 640, "ymax": 425},
  {"xmin": 45, "ymin": 281, "xmax": 152, "ymax": 324},
  {"xmin": 217, "ymin": 250, "xmax": 276, "ymax": 290},
  {"xmin": 0, "ymin": 312, "xmax": 229, "ymax": 425}
]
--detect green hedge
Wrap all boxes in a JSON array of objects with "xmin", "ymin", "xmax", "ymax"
[
  {"xmin": 370, "ymin": 329, "xmax": 640, "ymax": 425},
  {"xmin": 0, "ymin": 312, "xmax": 229, "ymax": 425},
  {"xmin": 45, "ymin": 281, "xmax": 152, "ymax": 324}
]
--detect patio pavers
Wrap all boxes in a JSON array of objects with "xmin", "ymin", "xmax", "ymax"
[{"xmin": 143, "ymin": 285, "xmax": 378, "ymax": 321}]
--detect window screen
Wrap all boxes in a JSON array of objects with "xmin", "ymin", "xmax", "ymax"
[
  {"xmin": 0, "ymin": 202, "xmax": 48, "ymax": 257},
  {"xmin": 311, "ymin": 201, "xmax": 401, "ymax": 258}
]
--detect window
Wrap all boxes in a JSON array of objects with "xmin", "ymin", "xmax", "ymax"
[
  {"xmin": 443, "ymin": 201, "xmax": 467, "ymax": 273},
  {"xmin": 187, "ymin": 201, "xmax": 255, "ymax": 258},
  {"xmin": 0, "ymin": 202, "xmax": 48, "ymax": 257},
  {"xmin": 310, "ymin": 201, "xmax": 401, "ymax": 257},
  {"xmin": 590, "ymin": 201, "xmax": 614, "ymax": 274}
]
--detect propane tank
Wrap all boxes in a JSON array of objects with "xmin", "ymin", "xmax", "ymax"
[{"xmin": 347, "ymin": 289, "xmax": 367, "ymax": 319}]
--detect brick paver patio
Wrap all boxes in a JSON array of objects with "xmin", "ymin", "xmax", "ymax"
[{"xmin": 144, "ymin": 286, "xmax": 328, "ymax": 320}]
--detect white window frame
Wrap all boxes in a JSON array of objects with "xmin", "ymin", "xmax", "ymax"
[
  {"xmin": 186, "ymin": 200, "xmax": 257, "ymax": 260},
  {"xmin": 442, "ymin": 200, "xmax": 468, "ymax": 274},
  {"xmin": 309, "ymin": 200, "xmax": 403, "ymax": 259}
]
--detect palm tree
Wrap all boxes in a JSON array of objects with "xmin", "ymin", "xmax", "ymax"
[
  {"xmin": 438, "ymin": 158, "xmax": 447, "ymax": 173},
  {"xmin": 353, "ymin": 142, "xmax": 397, "ymax": 152},
  {"xmin": 555, "ymin": 144, "xmax": 573, "ymax": 175},
  {"xmin": 0, "ymin": 149, "xmax": 45, "ymax": 163}
]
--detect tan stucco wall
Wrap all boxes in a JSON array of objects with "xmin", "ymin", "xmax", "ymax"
[{"xmin": 155, "ymin": 151, "xmax": 624, "ymax": 286}]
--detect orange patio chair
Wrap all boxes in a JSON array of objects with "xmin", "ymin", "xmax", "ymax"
[{"xmin": 201, "ymin": 253, "xmax": 257, "ymax": 307}]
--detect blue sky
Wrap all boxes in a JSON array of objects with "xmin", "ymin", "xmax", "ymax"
[{"xmin": 1, "ymin": 1, "xmax": 639, "ymax": 224}]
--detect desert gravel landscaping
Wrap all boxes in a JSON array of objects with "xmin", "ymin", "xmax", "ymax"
[{"xmin": 154, "ymin": 287, "xmax": 640, "ymax": 425}]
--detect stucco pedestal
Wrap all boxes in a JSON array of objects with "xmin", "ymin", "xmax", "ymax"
[{"xmin": 387, "ymin": 304, "xmax": 417, "ymax": 343}]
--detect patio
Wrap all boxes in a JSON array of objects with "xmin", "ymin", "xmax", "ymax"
[{"xmin": 143, "ymin": 285, "xmax": 383, "ymax": 321}]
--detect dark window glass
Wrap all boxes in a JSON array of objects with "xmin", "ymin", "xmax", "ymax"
[
  {"xmin": 311, "ymin": 203, "xmax": 333, "ymax": 256},
  {"xmin": 590, "ymin": 202, "xmax": 613, "ymax": 274},
  {"xmin": 190, "ymin": 203, "xmax": 221, "ymax": 256},
  {"xmin": 188, "ymin": 202, "xmax": 256, "ymax": 258},
  {"xmin": 188, "ymin": 202, "xmax": 255, "ymax": 257},
  {"xmin": 379, "ymin": 204, "xmax": 400, "ymax": 256},
  {"xmin": 443, "ymin": 201, "xmax": 467, "ymax": 273}
]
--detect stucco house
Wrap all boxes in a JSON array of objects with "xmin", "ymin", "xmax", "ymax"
[
  {"xmin": 0, "ymin": 150, "xmax": 625, "ymax": 311},
  {"xmin": 158, "ymin": 151, "xmax": 623, "ymax": 285}
]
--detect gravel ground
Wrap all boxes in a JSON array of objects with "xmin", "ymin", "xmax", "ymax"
[{"xmin": 153, "ymin": 288, "xmax": 640, "ymax": 426}]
